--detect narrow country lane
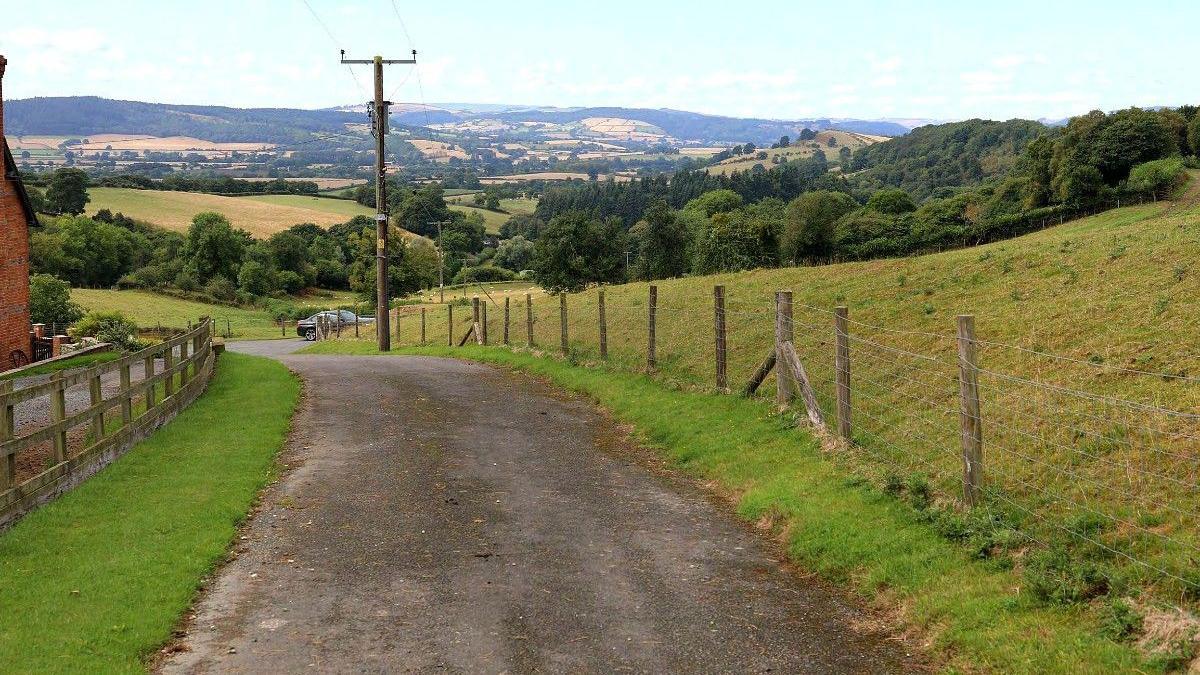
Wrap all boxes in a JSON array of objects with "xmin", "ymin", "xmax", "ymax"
[{"xmin": 161, "ymin": 340, "xmax": 916, "ymax": 673}]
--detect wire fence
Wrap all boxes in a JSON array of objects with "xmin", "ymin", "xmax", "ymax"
[{"xmin": 382, "ymin": 283, "xmax": 1200, "ymax": 599}]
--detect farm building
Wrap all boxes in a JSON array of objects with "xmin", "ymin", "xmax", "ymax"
[{"xmin": 0, "ymin": 55, "xmax": 39, "ymax": 371}]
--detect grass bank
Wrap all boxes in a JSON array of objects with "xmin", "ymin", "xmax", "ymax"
[
  {"xmin": 299, "ymin": 340, "xmax": 1152, "ymax": 672},
  {"xmin": 0, "ymin": 352, "xmax": 299, "ymax": 672},
  {"xmin": 0, "ymin": 350, "xmax": 120, "ymax": 381}
]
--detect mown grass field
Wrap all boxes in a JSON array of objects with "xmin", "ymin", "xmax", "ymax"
[
  {"xmin": 0, "ymin": 352, "xmax": 299, "ymax": 672},
  {"xmin": 359, "ymin": 178, "xmax": 1200, "ymax": 668},
  {"xmin": 706, "ymin": 130, "xmax": 880, "ymax": 176},
  {"xmin": 298, "ymin": 342, "xmax": 1153, "ymax": 672},
  {"xmin": 72, "ymin": 289, "xmax": 283, "ymax": 340},
  {"xmin": 445, "ymin": 195, "xmax": 537, "ymax": 234},
  {"xmin": 86, "ymin": 188, "xmax": 374, "ymax": 237}
]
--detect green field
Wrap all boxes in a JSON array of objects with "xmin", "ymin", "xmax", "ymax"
[
  {"xmin": 86, "ymin": 187, "xmax": 375, "ymax": 238},
  {"xmin": 349, "ymin": 179, "xmax": 1200, "ymax": 668},
  {"xmin": 72, "ymin": 289, "xmax": 283, "ymax": 340},
  {"xmin": 446, "ymin": 195, "xmax": 538, "ymax": 234}
]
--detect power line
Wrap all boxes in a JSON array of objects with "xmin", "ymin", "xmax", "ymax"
[{"xmin": 297, "ymin": 0, "xmax": 368, "ymax": 98}]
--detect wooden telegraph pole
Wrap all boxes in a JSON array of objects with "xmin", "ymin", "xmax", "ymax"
[{"xmin": 340, "ymin": 49, "xmax": 417, "ymax": 351}]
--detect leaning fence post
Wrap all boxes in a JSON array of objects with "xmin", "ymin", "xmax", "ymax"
[
  {"xmin": 503, "ymin": 297, "xmax": 510, "ymax": 345},
  {"xmin": 647, "ymin": 285, "xmax": 658, "ymax": 370},
  {"xmin": 420, "ymin": 306, "xmax": 426, "ymax": 345},
  {"xmin": 714, "ymin": 285, "xmax": 727, "ymax": 391},
  {"xmin": 559, "ymin": 293, "xmax": 569, "ymax": 355},
  {"xmin": 448, "ymin": 303, "xmax": 454, "ymax": 347},
  {"xmin": 956, "ymin": 314, "xmax": 983, "ymax": 507},
  {"xmin": 1, "ymin": 380, "xmax": 15, "ymax": 491},
  {"xmin": 598, "ymin": 289, "xmax": 608, "ymax": 360},
  {"xmin": 51, "ymin": 372, "xmax": 67, "ymax": 463},
  {"xmin": 179, "ymin": 339, "xmax": 190, "ymax": 386},
  {"xmin": 834, "ymin": 306, "xmax": 851, "ymax": 441},
  {"xmin": 526, "ymin": 293, "xmax": 534, "ymax": 346},
  {"xmin": 775, "ymin": 290, "xmax": 794, "ymax": 408}
]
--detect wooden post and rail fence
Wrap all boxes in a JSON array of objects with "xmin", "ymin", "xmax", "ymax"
[
  {"xmin": 388, "ymin": 286, "xmax": 986, "ymax": 509},
  {"xmin": 0, "ymin": 318, "xmax": 218, "ymax": 527}
]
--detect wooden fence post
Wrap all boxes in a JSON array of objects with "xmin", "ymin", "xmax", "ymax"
[
  {"xmin": 559, "ymin": 293, "xmax": 568, "ymax": 355},
  {"xmin": 714, "ymin": 285, "xmax": 727, "ymax": 391},
  {"xmin": 163, "ymin": 345, "xmax": 175, "ymax": 398},
  {"xmin": 448, "ymin": 303, "xmax": 454, "ymax": 347},
  {"xmin": 775, "ymin": 290, "xmax": 794, "ymax": 408},
  {"xmin": 647, "ymin": 285, "xmax": 657, "ymax": 370},
  {"xmin": 956, "ymin": 314, "xmax": 983, "ymax": 507},
  {"xmin": 179, "ymin": 340, "xmax": 190, "ymax": 386},
  {"xmin": 420, "ymin": 306, "xmax": 427, "ymax": 345},
  {"xmin": 90, "ymin": 368, "xmax": 105, "ymax": 441},
  {"xmin": 0, "ymin": 380, "xmax": 14, "ymax": 491},
  {"xmin": 144, "ymin": 353, "xmax": 156, "ymax": 409},
  {"xmin": 598, "ymin": 289, "xmax": 608, "ymax": 360},
  {"xmin": 526, "ymin": 294, "xmax": 534, "ymax": 346},
  {"xmin": 503, "ymin": 297, "xmax": 510, "ymax": 345},
  {"xmin": 834, "ymin": 306, "xmax": 851, "ymax": 441},
  {"xmin": 481, "ymin": 301, "xmax": 489, "ymax": 346},
  {"xmin": 120, "ymin": 362, "xmax": 133, "ymax": 424},
  {"xmin": 51, "ymin": 372, "xmax": 67, "ymax": 463}
]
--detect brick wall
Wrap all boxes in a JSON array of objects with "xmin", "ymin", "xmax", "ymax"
[{"xmin": 0, "ymin": 54, "xmax": 33, "ymax": 371}]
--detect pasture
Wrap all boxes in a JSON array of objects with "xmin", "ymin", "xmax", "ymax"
[{"xmin": 85, "ymin": 187, "xmax": 374, "ymax": 237}]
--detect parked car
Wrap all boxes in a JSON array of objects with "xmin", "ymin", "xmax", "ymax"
[{"xmin": 297, "ymin": 310, "xmax": 374, "ymax": 340}]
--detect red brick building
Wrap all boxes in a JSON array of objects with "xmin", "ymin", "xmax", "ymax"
[{"xmin": 0, "ymin": 55, "xmax": 39, "ymax": 371}]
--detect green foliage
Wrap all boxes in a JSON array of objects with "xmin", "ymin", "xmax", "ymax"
[
  {"xmin": 203, "ymin": 274, "xmax": 238, "ymax": 302},
  {"xmin": 493, "ymin": 235, "xmax": 535, "ymax": 271},
  {"xmin": 780, "ymin": 191, "xmax": 857, "ymax": 261},
  {"xmin": 833, "ymin": 209, "xmax": 908, "ymax": 260},
  {"xmin": 45, "ymin": 167, "xmax": 90, "ymax": 215},
  {"xmin": 532, "ymin": 211, "xmax": 627, "ymax": 293},
  {"xmin": 633, "ymin": 199, "xmax": 690, "ymax": 280},
  {"xmin": 866, "ymin": 188, "xmax": 917, "ymax": 215},
  {"xmin": 1024, "ymin": 545, "xmax": 1113, "ymax": 605},
  {"xmin": 28, "ymin": 273, "xmax": 84, "ymax": 326},
  {"xmin": 850, "ymin": 119, "xmax": 1046, "ymax": 199},
  {"xmin": 1188, "ymin": 115, "xmax": 1200, "ymax": 157},
  {"xmin": 1127, "ymin": 158, "xmax": 1186, "ymax": 201},
  {"xmin": 690, "ymin": 209, "xmax": 770, "ymax": 274},
  {"xmin": 237, "ymin": 261, "xmax": 276, "ymax": 296},
  {"xmin": 185, "ymin": 212, "xmax": 248, "ymax": 283},
  {"xmin": 683, "ymin": 189, "xmax": 744, "ymax": 217},
  {"xmin": 72, "ymin": 310, "xmax": 140, "ymax": 350},
  {"xmin": 452, "ymin": 265, "xmax": 516, "ymax": 284},
  {"xmin": 1097, "ymin": 598, "xmax": 1143, "ymax": 643}
]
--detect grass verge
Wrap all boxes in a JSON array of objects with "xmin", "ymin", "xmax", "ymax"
[
  {"xmin": 300, "ymin": 339, "xmax": 1150, "ymax": 673},
  {"xmin": 0, "ymin": 351, "xmax": 299, "ymax": 673}
]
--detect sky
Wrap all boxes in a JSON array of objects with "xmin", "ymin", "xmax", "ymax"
[{"xmin": 1, "ymin": 0, "xmax": 1197, "ymax": 122}]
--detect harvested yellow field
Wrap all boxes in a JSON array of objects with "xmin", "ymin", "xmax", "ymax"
[
  {"xmin": 479, "ymin": 172, "xmax": 633, "ymax": 184},
  {"xmin": 72, "ymin": 135, "xmax": 274, "ymax": 152},
  {"xmin": 706, "ymin": 130, "xmax": 880, "ymax": 176},
  {"xmin": 408, "ymin": 140, "xmax": 470, "ymax": 161},
  {"xmin": 85, "ymin": 187, "xmax": 375, "ymax": 237}
]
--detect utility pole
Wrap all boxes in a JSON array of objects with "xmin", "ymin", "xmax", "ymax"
[
  {"xmin": 340, "ymin": 49, "xmax": 417, "ymax": 350},
  {"xmin": 428, "ymin": 220, "xmax": 452, "ymax": 303}
]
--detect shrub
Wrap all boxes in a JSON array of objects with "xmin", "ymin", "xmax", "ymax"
[
  {"xmin": 204, "ymin": 275, "xmax": 238, "ymax": 302},
  {"xmin": 276, "ymin": 270, "xmax": 306, "ymax": 294},
  {"xmin": 452, "ymin": 265, "xmax": 516, "ymax": 284},
  {"xmin": 1127, "ymin": 157, "xmax": 1186, "ymax": 201},
  {"xmin": 237, "ymin": 261, "xmax": 277, "ymax": 296},
  {"xmin": 72, "ymin": 310, "xmax": 141, "ymax": 351},
  {"xmin": 1097, "ymin": 598, "xmax": 1143, "ymax": 642},
  {"xmin": 1024, "ymin": 546, "xmax": 1112, "ymax": 604},
  {"xmin": 29, "ymin": 274, "xmax": 84, "ymax": 326}
]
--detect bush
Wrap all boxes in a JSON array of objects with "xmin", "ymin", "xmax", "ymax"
[
  {"xmin": 1127, "ymin": 157, "xmax": 1186, "ymax": 201},
  {"xmin": 276, "ymin": 270, "xmax": 306, "ymax": 294},
  {"xmin": 452, "ymin": 265, "xmax": 516, "ymax": 284},
  {"xmin": 29, "ymin": 274, "xmax": 84, "ymax": 326},
  {"xmin": 204, "ymin": 275, "xmax": 237, "ymax": 302},
  {"xmin": 1024, "ymin": 546, "xmax": 1112, "ymax": 604},
  {"xmin": 237, "ymin": 261, "xmax": 277, "ymax": 296},
  {"xmin": 72, "ymin": 310, "xmax": 141, "ymax": 351}
]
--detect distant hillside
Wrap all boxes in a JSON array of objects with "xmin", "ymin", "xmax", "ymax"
[
  {"xmin": 392, "ymin": 105, "xmax": 917, "ymax": 144},
  {"xmin": 850, "ymin": 118, "xmax": 1048, "ymax": 199},
  {"xmin": 5, "ymin": 97, "xmax": 361, "ymax": 144}
]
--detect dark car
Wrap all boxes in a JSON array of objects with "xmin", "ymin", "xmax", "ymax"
[{"xmin": 297, "ymin": 310, "xmax": 374, "ymax": 340}]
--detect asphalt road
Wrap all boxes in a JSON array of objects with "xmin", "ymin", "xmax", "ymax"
[{"xmin": 161, "ymin": 341, "xmax": 915, "ymax": 673}]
